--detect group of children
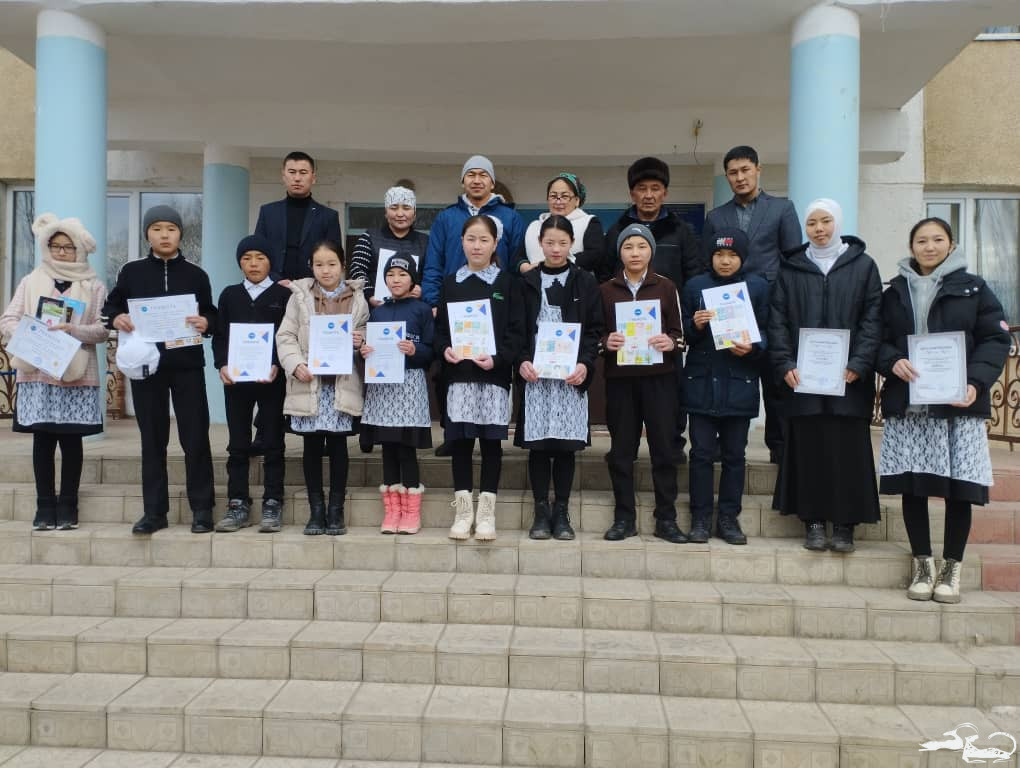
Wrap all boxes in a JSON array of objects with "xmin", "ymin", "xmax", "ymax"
[{"xmin": 2, "ymin": 192, "xmax": 1009, "ymax": 605}]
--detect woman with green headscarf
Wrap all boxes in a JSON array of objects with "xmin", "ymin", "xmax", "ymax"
[{"xmin": 517, "ymin": 172, "xmax": 604, "ymax": 275}]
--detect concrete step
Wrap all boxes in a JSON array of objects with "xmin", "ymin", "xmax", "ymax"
[
  {"xmin": 3, "ymin": 485, "xmax": 1018, "ymax": 547},
  {"xmin": 0, "ymin": 563, "xmax": 1013, "ymax": 643},
  {"xmin": 0, "ymin": 615, "xmax": 1018, "ymax": 707},
  {"xmin": 0, "ymin": 676, "xmax": 1010, "ymax": 765}
]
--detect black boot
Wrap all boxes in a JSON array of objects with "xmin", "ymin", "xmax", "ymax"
[
  {"xmin": 304, "ymin": 492, "xmax": 326, "ymax": 535},
  {"xmin": 688, "ymin": 513, "xmax": 711, "ymax": 544},
  {"xmin": 55, "ymin": 495, "xmax": 79, "ymax": 530},
  {"xmin": 830, "ymin": 523, "xmax": 855, "ymax": 553},
  {"xmin": 529, "ymin": 500, "xmax": 552, "ymax": 540},
  {"xmin": 653, "ymin": 519, "xmax": 690, "ymax": 544},
  {"xmin": 551, "ymin": 500, "xmax": 575, "ymax": 541},
  {"xmin": 804, "ymin": 521, "xmax": 827, "ymax": 551},
  {"xmin": 325, "ymin": 491, "xmax": 347, "ymax": 536},
  {"xmin": 716, "ymin": 515, "xmax": 747, "ymax": 545},
  {"xmin": 191, "ymin": 510, "xmax": 214, "ymax": 534},
  {"xmin": 33, "ymin": 496, "xmax": 57, "ymax": 531},
  {"xmin": 604, "ymin": 518, "xmax": 637, "ymax": 541},
  {"xmin": 132, "ymin": 515, "xmax": 169, "ymax": 535}
]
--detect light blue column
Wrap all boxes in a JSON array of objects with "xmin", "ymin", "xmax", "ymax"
[
  {"xmin": 201, "ymin": 146, "xmax": 251, "ymax": 423},
  {"xmin": 788, "ymin": 4, "xmax": 860, "ymax": 235},
  {"xmin": 713, "ymin": 174, "xmax": 732, "ymax": 210},
  {"xmin": 35, "ymin": 10, "xmax": 107, "ymax": 277}
]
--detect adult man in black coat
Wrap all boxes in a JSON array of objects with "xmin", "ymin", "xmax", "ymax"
[
  {"xmin": 703, "ymin": 146, "xmax": 802, "ymax": 462},
  {"xmin": 603, "ymin": 157, "xmax": 704, "ymax": 462}
]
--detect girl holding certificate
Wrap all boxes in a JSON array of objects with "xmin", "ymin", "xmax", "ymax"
[
  {"xmin": 359, "ymin": 255, "xmax": 435, "ymax": 535},
  {"xmin": 769, "ymin": 198, "xmax": 883, "ymax": 553},
  {"xmin": 514, "ymin": 215, "xmax": 604, "ymax": 540},
  {"xmin": 435, "ymin": 215, "xmax": 523, "ymax": 541},
  {"xmin": 277, "ymin": 240, "xmax": 369, "ymax": 536},
  {"xmin": 877, "ymin": 217, "xmax": 1009, "ymax": 603},
  {"xmin": 0, "ymin": 214, "xmax": 108, "ymax": 531}
]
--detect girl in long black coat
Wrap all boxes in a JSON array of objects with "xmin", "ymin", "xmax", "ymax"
[
  {"xmin": 769, "ymin": 198, "xmax": 883, "ymax": 553},
  {"xmin": 877, "ymin": 216, "xmax": 1009, "ymax": 603}
]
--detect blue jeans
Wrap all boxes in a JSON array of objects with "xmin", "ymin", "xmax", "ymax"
[{"xmin": 688, "ymin": 414, "xmax": 751, "ymax": 522}]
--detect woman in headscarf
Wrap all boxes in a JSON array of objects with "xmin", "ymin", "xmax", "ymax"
[
  {"xmin": 768, "ymin": 198, "xmax": 883, "ymax": 553},
  {"xmin": 516, "ymin": 172, "xmax": 604, "ymax": 275},
  {"xmin": 877, "ymin": 217, "xmax": 1009, "ymax": 603}
]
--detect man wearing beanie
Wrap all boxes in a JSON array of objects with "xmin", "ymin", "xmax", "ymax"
[
  {"xmin": 702, "ymin": 146, "xmax": 801, "ymax": 463},
  {"xmin": 255, "ymin": 151, "xmax": 343, "ymax": 283},
  {"xmin": 421, "ymin": 155, "xmax": 525, "ymax": 307},
  {"xmin": 603, "ymin": 156, "xmax": 704, "ymax": 463},
  {"xmin": 103, "ymin": 205, "xmax": 218, "ymax": 534},
  {"xmin": 211, "ymin": 234, "xmax": 293, "ymax": 534},
  {"xmin": 349, "ymin": 185, "xmax": 429, "ymax": 306}
]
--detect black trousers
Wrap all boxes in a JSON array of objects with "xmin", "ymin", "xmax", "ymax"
[
  {"xmin": 760, "ymin": 357, "xmax": 786, "ymax": 454},
  {"xmin": 672, "ymin": 365, "xmax": 688, "ymax": 456},
  {"xmin": 131, "ymin": 367, "xmax": 215, "ymax": 519},
  {"xmin": 451, "ymin": 438, "xmax": 502, "ymax": 493},
  {"xmin": 32, "ymin": 433, "xmax": 84, "ymax": 500},
  {"xmin": 528, "ymin": 449, "xmax": 576, "ymax": 503},
  {"xmin": 224, "ymin": 380, "xmax": 285, "ymax": 501},
  {"xmin": 689, "ymin": 414, "xmax": 751, "ymax": 522},
  {"xmin": 382, "ymin": 443, "xmax": 420, "ymax": 487},
  {"xmin": 902, "ymin": 494, "xmax": 973, "ymax": 562},
  {"xmin": 302, "ymin": 433, "xmax": 349, "ymax": 498},
  {"xmin": 605, "ymin": 374, "xmax": 678, "ymax": 523}
]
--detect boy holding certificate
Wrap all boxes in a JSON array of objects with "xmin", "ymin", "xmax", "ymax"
[
  {"xmin": 102, "ymin": 205, "xmax": 218, "ymax": 535},
  {"xmin": 211, "ymin": 235, "xmax": 292, "ymax": 534},
  {"xmin": 681, "ymin": 228, "xmax": 769, "ymax": 545},
  {"xmin": 599, "ymin": 224, "xmax": 688, "ymax": 544},
  {"xmin": 514, "ymin": 215, "xmax": 604, "ymax": 541},
  {"xmin": 359, "ymin": 255, "xmax": 435, "ymax": 534}
]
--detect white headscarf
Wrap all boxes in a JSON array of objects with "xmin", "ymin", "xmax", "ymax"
[{"xmin": 804, "ymin": 198, "xmax": 849, "ymax": 274}]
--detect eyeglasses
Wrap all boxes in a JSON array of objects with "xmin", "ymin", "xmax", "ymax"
[
  {"xmin": 48, "ymin": 244, "xmax": 77, "ymax": 254},
  {"xmin": 547, "ymin": 194, "xmax": 576, "ymax": 202}
]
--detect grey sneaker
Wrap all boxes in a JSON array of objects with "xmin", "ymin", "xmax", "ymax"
[
  {"xmin": 260, "ymin": 498, "xmax": 283, "ymax": 533},
  {"xmin": 215, "ymin": 499, "xmax": 251, "ymax": 532}
]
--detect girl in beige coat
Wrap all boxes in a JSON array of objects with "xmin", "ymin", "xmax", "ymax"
[{"xmin": 276, "ymin": 240, "xmax": 369, "ymax": 535}]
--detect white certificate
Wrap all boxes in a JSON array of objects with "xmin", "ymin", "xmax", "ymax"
[
  {"xmin": 372, "ymin": 249, "xmax": 420, "ymax": 302},
  {"xmin": 533, "ymin": 322, "xmax": 581, "ymax": 380},
  {"xmin": 227, "ymin": 323, "xmax": 274, "ymax": 382},
  {"xmin": 128, "ymin": 294, "xmax": 201, "ymax": 346},
  {"xmin": 448, "ymin": 299, "xmax": 497, "ymax": 358},
  {"xmin": 307, "ymin": 314, "xmax": 353, "ymax": 375},
  {"xmin": 908, "ymin": 331, "xmax": 968, "ymax": 405},
  {"xmin": 702, "ymin": 281, "xmax": 761, "ymax": 350},
  {"xmin": 7, "ymin": 314, "xmax": 81, "ymax": 379},
  {"xmin": 365, "ymin": 321, "xmax": 406, "ymax": 384},
  {"xmin": 615, "ymin": 300, "xmax": 662, "ymax": 366},
  {"xmin": 795, "ymin": 327, "xmax": 850, "ymax": 397}
]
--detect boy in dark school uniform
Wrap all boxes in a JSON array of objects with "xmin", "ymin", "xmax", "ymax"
[{"xmin": 212, "ymin": 234, "xmax": 292, "ymax": 533}]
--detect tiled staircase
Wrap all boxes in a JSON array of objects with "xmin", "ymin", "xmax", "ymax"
[{"xmin": 1, "ymin": 449, "xmax": 1020, "ymax": 768}]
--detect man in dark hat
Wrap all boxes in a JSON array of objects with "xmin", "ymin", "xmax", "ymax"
[{"xmin": 603, "ymin": 157, "xmax": 705, "ymax": 462}]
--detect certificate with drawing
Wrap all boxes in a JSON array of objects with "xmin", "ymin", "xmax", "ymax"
[
  {"xmin": 702, "ymin": 281, "xmax": 761, "ymax": 349},
  {"xmin": 615, "ymin": 300, "xmax": 662, "ymax": 366},
  {"xmin": 448, "ymin": 299, "xmax": 497, "ymax": 358},
  {"xmin": 533, "ymin": 322, "xmax": 581, "ymax": 379},
  {"xmin": 227, "ymin": 323, "xmax": 274, "ymax": 382},
  {"xmin": 128, "ymin": 294, "xmax": 201, "ymax": 346},
  {"xmin": 908, "ymin": 331, "xmax": 967, "ymax": 405},
  {"xmin": 365, "ymin": 321, "xmax": 406, "ymax": 384},
  {"xmin": 795, "ymin": 327, "xmax": 850, "ymax": 397},
  {"xmin": 6, "ymin": 314, "xmax": 81, "ymax": 379},
  {"xmin": 307, "ymin": 314, "xmax": 353, "ymax": 375}
]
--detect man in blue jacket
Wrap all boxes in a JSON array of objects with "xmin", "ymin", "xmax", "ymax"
[
  {"xmin": 254, "ymin": 151, "xmax": 343, "ymax": 284},
  {"xmin": 702, "ymin": 146, "xmax": 801, "ymax": 462},
  {"xmin": 421, "ymin": 155, "xmax": 525, "ymax": 308}
]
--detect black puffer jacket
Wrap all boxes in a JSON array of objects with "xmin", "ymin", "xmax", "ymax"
[
  {"xmin": 877, "ymin": 265, "xmax": 1010, "ymax": 419},
  {"xmin": 769, "ymin": 236, "xmax": 883, "ymax": 419}
]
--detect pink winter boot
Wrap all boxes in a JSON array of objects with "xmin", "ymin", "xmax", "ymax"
[
  {"xmin": 380, "ymin": 484, "xmax": 402, "ymax": 534},
  {"xmin": 398, "ymin": 484, "xmax": 424, "ymax": 534}
]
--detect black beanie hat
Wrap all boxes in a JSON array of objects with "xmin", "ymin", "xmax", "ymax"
[
  {"xmin": 235, "ymin": 234, "xmax": 275, "ymax": 264},
  {"xmin": 382, "ymin": 254, "xmax": 419, "ymax": 286},
  {"xmin": 709, "ymin": 227, "xmax": 749, "ymax": 265},
  {"xmin": 142, "ymin": 205, "xmax": 183, "ymax": 235},
  {"xmin": 627, "ymin": 157, "xmax": 670, "ymax": 189}
]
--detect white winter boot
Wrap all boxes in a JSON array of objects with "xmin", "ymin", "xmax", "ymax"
[
  {"xmin": 907, "ymin": 556, "xmax": 935, "ymax": 601},
  {"xmin": 449, "ymin": 490, "xmax": 474, "ymax": 540},
  {"xmin": 474, "ymin": 491, "xmax": 497, "ymax": 541},
  {"xmin": 933, "ymin": 558, "xmax": 962, "ymax": 604}
]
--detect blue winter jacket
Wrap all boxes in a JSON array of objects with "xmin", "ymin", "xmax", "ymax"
[
  {"xmin": 681, "ymin": 269, "xmax": 770, "ymax": 418},
  {"xmin": 367, "ymin": 297, "xmax": 435, "ymax": 371},
  {"xmin": 421, "ymin": 196, "xmax": 525, "ymax": 306}
]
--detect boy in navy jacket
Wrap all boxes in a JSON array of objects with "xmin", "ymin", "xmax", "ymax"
[
  {"xmin": 681, "ymin": 228, "xmax": 769, "ymax": 545},
  {"xmin": 212, "ymin": 235, "xmax": 292, "ymax": 533}
]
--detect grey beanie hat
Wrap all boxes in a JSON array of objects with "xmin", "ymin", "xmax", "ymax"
[
  {"xmin": 617, "ymin": 223, "xmax": 656, "ymax": 258},
  {"xmin": 461, "ymin": 155, "xmax": 495, "ymax": 184},
  {"xmin": 143, "ymin": 205, "xmax": 183, "ymax": 235}
]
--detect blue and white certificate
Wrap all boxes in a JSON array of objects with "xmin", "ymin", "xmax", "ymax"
[
  {"xmin": 227, "ymin": 323, "xmax": 274, "ymax": 382},
  {"xmin": 7, "ymin": 314, "xmax": 81, "ymax": 379},
  {"xmin": 128, "ymin": 294, "xmax": 200, "ymax": 345},
  {"xmin": 365, "ymin": 321, "xmax": 406, "ymax": 384},
  {"xmin": 307, "ymin": 314, "xmax": 353, "ymax": 375}
]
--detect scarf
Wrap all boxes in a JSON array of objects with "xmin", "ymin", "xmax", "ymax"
[
  {"xmin": 897, "ymin": 247, "xmax": 969, "ymax": 335},
  {"xmin": 804, "ymin": 198, "xmax": 849, "ymax": 274}
]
